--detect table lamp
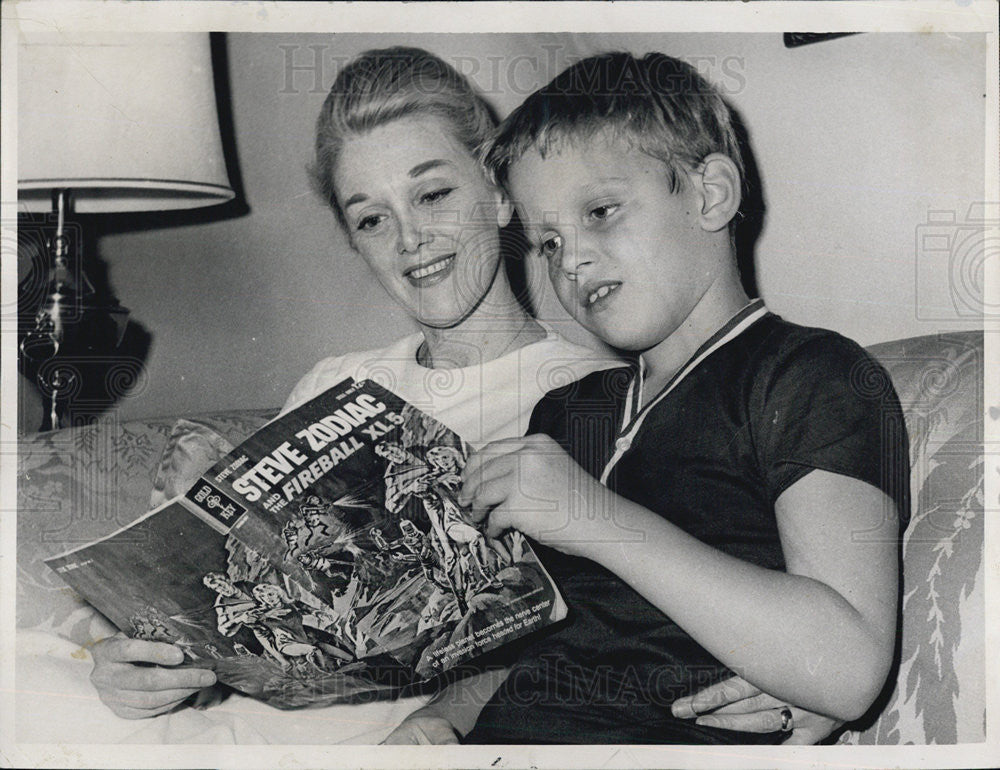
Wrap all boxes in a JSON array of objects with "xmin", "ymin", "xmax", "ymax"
[{"xmin": 18, "ymin": 31, "xmax": 236, "ymax": 429}]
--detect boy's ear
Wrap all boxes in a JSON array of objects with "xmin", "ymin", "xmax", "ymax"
[
  {"xmin": 693, "ymin": 154, "xmax": 741, "ymax": 233},
  {"xmin": 494, "ymin": 187, "xmax": 514, "ymax": 229}
]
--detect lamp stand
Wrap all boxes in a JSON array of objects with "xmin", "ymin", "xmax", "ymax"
[{"xmin": 19, "ymin": 189, "xmax": 131, "ymax": 431}]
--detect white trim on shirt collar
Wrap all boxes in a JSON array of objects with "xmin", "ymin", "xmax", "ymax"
[{"xmin": 600, "ymin": 299, "xmax": 769, "ymax": 485}]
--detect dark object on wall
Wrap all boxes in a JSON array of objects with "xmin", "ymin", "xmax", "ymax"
[{"xmin": 784, "ymin": 33, "xmax": 861, "ymax": 48}]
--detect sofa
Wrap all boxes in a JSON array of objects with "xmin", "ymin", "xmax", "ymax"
[{"xmin": 13, "ymin": 331, "xmax": 985, "ymax": 745}]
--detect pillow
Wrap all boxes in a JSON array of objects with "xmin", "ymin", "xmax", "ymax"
[
  {"xmin": 148, "ymin": 419, "xmax": 235, "ymax": 508},
  {"xmin": 16, "ymin": 418, "xmax": 177, "ymax": 640},
  {"xmin": 16, "ymin": 419, "xmax": 233, "ymax": 641},
  {"xmin": 17, "ymin": 415, "xmax": 271, "ymax": 644}
]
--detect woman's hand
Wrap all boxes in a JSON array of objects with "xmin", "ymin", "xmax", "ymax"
[
  {"xmin": 382, "ymin": 714, "xmax": 460, "ymax": 744},
  {"xmin": 90, "ymin": 633, "xmax": 217, "ymax": 719},
  {"xmin": 671, "ymin": 675, "xmax": 844, "ymax": 745},
  {"xmin": 458, "ymin": 435, "xmax": 609, "ymax": 557}
]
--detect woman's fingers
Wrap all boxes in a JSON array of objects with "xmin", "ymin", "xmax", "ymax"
[
  {"xmin": 672, "ymin": 675, "xmax": 842, "ymax": 744},
  {"xmin": 709, "ymin": 691, "xmax": 784, "ymax": 715},
  {"xmin": 105, "ymin": 686, "xmax": 204, "ymax": 712},
  {"xmin": 93, "ymin": 634, "xmax": 184, "ymax": 666},
  {"xmin": 698, "ymin": 707, "xmax": 843, "ymax": 744},
  {"xmin": 671, "ymin": 675, "xmax": 761, "ymax": 718},
  {"xmin": 695, "ymin": 707, "xmax": 789, "ymax": 734},
  {"xmin": 92, "ymin": 660, "xmax": 216, "ymax": 692},
  {"xmin": 674, "ymin": 676, "xmax": 791, "ymax": 734},
  {"xmin": 785, "ymin": 710, "xmax": 844, "ymax": 746},
  {"xmin": 90, "ymin": 634, "xmax": 216, "ymax": 719},
  {"xmin": 92, "ymin": 672, "xmax": 208, "ymax": 720},
  {"xmin": 93, "ymin": 670, "xmax": 216, "ymax": 719}
]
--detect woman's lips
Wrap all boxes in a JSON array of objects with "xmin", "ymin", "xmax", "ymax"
[{"xmin": 404, "ymin": 253, "xmax": 456, "ymax": 287}]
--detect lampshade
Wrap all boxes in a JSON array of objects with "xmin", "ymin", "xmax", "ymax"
[{"xmin": 18, "ymin": 32, "xmax": 235, "ymax": 213}]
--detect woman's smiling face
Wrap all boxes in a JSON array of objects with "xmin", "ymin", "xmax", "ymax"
[{"xmin": 333, "ymin": 114, "xmax": 512, "ymax": 328}]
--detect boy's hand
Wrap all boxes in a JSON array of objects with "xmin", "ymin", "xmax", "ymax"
[
  {"xmin": 382, "ymin": 714, "xmax": 460, "ymax": 744},
  {"xmin": 671, "ymin": 675, "xmax": 844, "ymax": 745},
  {"xmin": 458, "ymin": 435, "xmax": 609, "ymax": 557},
  {"xmin": 90, "ymin": 633, "xmax": 217, "ymax": 719}
]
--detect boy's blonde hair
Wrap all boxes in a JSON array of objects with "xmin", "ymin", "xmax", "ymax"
[
  {"xmin": 485, "ymin": 52, "xmax": 745, "ymax": 199},
  {"xmin": 311, "ymin": 46, "xmax": 498, "ymax": 228}
]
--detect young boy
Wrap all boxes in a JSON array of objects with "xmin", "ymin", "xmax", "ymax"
[{"xmin": 437, "ymin": 52, "xmax": 908, "ymax": 745}]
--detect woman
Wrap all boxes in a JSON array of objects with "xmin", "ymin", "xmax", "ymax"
[{"xmin": 89, "ymin": 46, "xmax": 838, "ymax": 745}]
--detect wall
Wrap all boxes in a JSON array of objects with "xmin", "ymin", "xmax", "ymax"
[{"xmin": 92, "ymin": 32, "xmax": 987, "ymax": 421}]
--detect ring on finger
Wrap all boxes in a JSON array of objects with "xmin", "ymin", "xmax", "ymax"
[{"xmin": 778, "ymin": 706, "xmax": 794, "ymax": 732}]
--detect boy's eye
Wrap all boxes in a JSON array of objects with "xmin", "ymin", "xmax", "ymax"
[
  {"xmin": 420, "ymin": 187, "xmax": 454, "ymax": 204},
  {"xmin": 355, "ymin": 213, "xmax": 385, "ymax": 232},
  {"xmin": 588, "ymin": 203, "xmax": 619, "ymax": 222},
  {"xmin": 539, "ymin": 232, "xmax": 563, "ymax": 259}
]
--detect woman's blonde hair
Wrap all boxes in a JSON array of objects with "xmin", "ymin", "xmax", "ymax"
[{"xmin": 311, "ymin": 46, "xmax": 498, "ymax": 228}]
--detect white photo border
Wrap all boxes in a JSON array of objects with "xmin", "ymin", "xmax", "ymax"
[{"xmin": 2, "ymin": 2, "xmax": 997, "ymax": 768}]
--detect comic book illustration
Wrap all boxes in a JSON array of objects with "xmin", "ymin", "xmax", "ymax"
[
  {"xmin": 46, "ymin": 500, "xmax": 391, "ymax": 707},
  {"xmin": 46, "ymin": 378, "xmax": 566, "ymax": 708}
]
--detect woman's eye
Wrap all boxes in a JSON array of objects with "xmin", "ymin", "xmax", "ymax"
[
  {"xmin": 588, "ymin": 203, "xmax": 619, "ymax": 222},
  {"xmin": 420, "ymin": 187, "xmax": 454, "ymax": 204},
  {"xmin": 539, "ymin": 233, "xmax": 563, "ymax": 259},
  {"xmin": 356, "ymin": 214, "xmax": 384, "ymax": 232}
]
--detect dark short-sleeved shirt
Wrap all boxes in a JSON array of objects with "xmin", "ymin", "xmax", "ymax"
[{"xmin": 465, "ymin": 308, "xmax": 909, "ymax": 745}]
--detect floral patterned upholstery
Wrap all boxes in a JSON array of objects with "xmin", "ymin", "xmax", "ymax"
[
  {"xmin": 16, "ymin": 332, "xmax": 985, "ymax": 744},
  {"xmin": 16, "ymin": 409, "xmax": 276, "ymax": 642},
  {"xmin": 841, "ymin": 331, "xmax": 985, "ymax": 744}
]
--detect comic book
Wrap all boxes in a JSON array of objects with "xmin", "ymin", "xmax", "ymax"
[{"xmin": 45, "ymin": 378, "xmax": 566, "ymax": 708}]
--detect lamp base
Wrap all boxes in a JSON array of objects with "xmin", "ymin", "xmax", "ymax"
[{"xmin": 18, "ymin": 192, "xmax": 133, "ymax": 431}]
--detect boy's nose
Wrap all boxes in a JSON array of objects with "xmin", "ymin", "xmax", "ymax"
[{"xmin": 559, "ymin": 236, "xmax": 596, "ymax": 281}]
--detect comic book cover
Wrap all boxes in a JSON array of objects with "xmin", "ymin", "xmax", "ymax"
[
  {"xmin": 46, "ymin": 378, "xmax": 566, "ymax": 708},
  {"xmin": 46, "ymin": 499, "xmax": 392, "ymax": 707}
]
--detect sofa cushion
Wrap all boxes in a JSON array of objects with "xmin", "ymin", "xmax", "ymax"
[{"xmin": 842, "ymin": 331, "xmax": 984, "ymax": 744}]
